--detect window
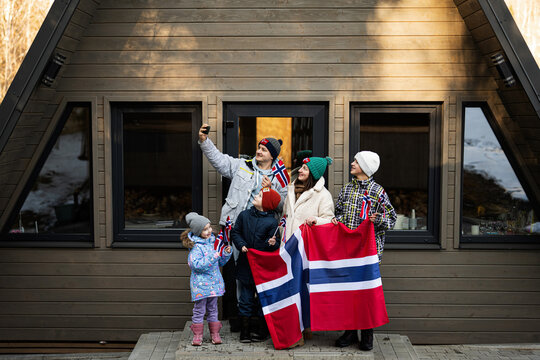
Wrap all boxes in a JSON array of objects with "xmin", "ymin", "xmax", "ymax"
[
  {"xmin": 1, "ymin": 103, "xmax": 93, "ymax": 244},
  {"xmin": 460, "ymin": 105, "xmax": 539, "ymax": 243},
  {"xmin": 111, "ymin": 103, "xmax": 202, "ymax": 245},
  {"xmin": 350, "ymin": 104, "xmax": 441, "ymax": 244}
]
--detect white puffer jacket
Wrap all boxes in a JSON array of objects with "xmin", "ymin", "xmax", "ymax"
[{"xmin": 283, "ymin": 177, "xmax": 335, "ymax": 240}]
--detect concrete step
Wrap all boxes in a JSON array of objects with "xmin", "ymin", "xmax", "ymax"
[
  {"xmin": 126, "ymin": 321, "xmax": 418, "ymax": 360},
  {"xmin": 127, "ymin": 331, "xmax": 182, "ymax": 360},
  {"xmin": 176, "ymin": 320, "xmax": 373, "ymax": 359}
]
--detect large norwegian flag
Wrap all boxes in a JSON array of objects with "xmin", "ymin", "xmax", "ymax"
[{"xmin": 247, "ymin": 220, "xmax": 388, "ymax": 349}]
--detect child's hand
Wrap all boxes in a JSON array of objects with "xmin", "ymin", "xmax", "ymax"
[
  {"xmin": 268, "ymin": 236, "xmax": 276, "ymax": 246},
  {"xmin": 305, "ymin": 217, "xmax": 317, "ymax": 226},
  {"xmin": 241, "ymin": 246, "xmax": 248, "ymax": 253},
  {"xmin": 369, "ymin": 212, "xmax": 380, "ymax": 223},
  {"xmin": 331, "ymin": 217, "xmax": 339, "ymax": 225},
  {"xmin": 224, "ymin": 246, "xmax": 231, "ymax": 254},
  {"xmin": 262, "ymin": 175, "xmax": 272, "ymax": 188}
]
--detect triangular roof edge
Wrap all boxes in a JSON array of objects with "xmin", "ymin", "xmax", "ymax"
[
  {"xmin": 479, "ymin": 0, "xmax": 540, "ymax": 117},
  {"xmin": 0, "ymin": 0, "xmax": 80, "ymax": 154}
]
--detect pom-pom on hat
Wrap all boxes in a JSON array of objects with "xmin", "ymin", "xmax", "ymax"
[
  {"xmin": 303, "ymin": 156, "xmax": 333, "ymax": 180},
  {"xmin": 261, "ymin": 187, "xmax": 281, "ymax": 212},
  {"xmin": 354, "ymin": 151, "xmax": 380, "ymax": 177},
  {"xmin": 258, "ymin": 137, "xmax": 283, "ymax": 160},
  {"xmin": 185, "ymin": 212, "xmax": 210, "ymax": 237}
]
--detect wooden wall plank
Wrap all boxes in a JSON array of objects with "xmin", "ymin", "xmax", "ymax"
[
  {"xmin": 76, "ymin": 36, "xmax": 478, "ymax": 51},
  {"xmin": 1, "ymin": 289, "xmax": 190, "ymax": 302},
  {"xmin": 0, "ymin": 328, "xmax": 185, "ymax": 342},
  {"xmin": 384, "ymin": 291, "xmax": 540, "ymax": 305},
  {"xmin": 0, "ymin": 303, "xmax": 193, "ymax": 316},
  {"xmin": 382, "ymin": 278, "xmax": 540, "ymax": 292},
  {"xmin": 0, "ymin": 276, "xmax": 190, "ymax": 289},
  {"xmin": 456, "ymin": 0, "xmax": 481, "ymax": 18},
  {"xmin": 57, "ymin": 77, "xmax": 495, "ymax": 92},
  {"xmin": 380, "ymin": 318, "xmax": 540, "ymax": 332},
  {"xmin": 100, "ymin": 0, "xmax": 457, "ymax": 9},
  {"xmin": 85, "ymin": 22, "xmax": 470, "ymax": 37},
  {"xmin": 92, "ymin": 8, "xmax": 463, "ymax": 23},
  {"xmin": 381, "ymin": 265, "xmax": 540, "ymax": 278},
  {"xmin": 0, "ymin": 263, "xmax": 190, "ymax": 277},
  {"xmin": 406, "ymin": 331, "xmax": 540, "ymax": 345},
  {"xmin": 386, "ymin": 304, "xmax": 540, "ymax": 318},
  {"xmin": 0, "ymin": 315, "xmax": 188, "ymax": 329},
  {"xmin": 69, "ymin": 49, "xmax": 484, "ymax": 65}
]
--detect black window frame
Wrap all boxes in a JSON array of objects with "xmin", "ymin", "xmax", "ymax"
[
  {"xmin": 111, "ymin": 102, "xmax": 202, "ymax": 247},
  {"xmin": 0, "ymin": 102, "xmax": 94, "ymax": 247},
  {"xmin": 350, "ymin": 103, "xmax": 442, "ymax": 245},
  {"xmin": 459, "ymin": 102, "xmax": 540, "ymax": 245},
  {"xmin": 222, "ymin": 102, "xmax": 329, "ymax": 197}
]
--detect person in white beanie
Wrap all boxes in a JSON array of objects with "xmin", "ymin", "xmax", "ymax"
[{"xmin": 331, "ymin": 151, "xmax": 396, "ymax": 351}]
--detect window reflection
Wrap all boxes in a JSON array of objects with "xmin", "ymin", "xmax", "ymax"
[
  {"xmin": 360, "ymin": 113, "xmax": 430, "ymax": 231},
  {"xmin": 123, "ymin": 112, "xmax": 193, "ymax": 230},
  {"xmin": 462, "ymin": 107, "xmax": 538, "ymax": 236},
  {"xmin": 9, "ymin": 106, "xmax": 91, "ymax": 234}
]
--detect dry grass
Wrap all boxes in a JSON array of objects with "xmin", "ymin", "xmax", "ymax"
[{"xmin": 0, "ymin": 0, "xmax": 54, "ymax": 101}]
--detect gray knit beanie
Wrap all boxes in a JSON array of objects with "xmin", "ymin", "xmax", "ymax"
[
  {"xmin": 185, "ymin": 212, "xmax": 210, "ymax": 237},
  {"xmin": 259, "ymin": 137, "xmax": 283, "ymax": 160}
]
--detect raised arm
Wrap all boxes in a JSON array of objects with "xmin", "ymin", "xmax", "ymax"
[{"xmin": 198, "ymin": 124, "xmax": 243, "ymax": 179}]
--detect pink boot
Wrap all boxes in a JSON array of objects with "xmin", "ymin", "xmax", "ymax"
[
  {"xmin": 190, "ymin": 323, "xmax": 204, "ymax": 346},
  {"xmin": 208, "ymin": 321, "xmax": 223, "ymax": 345}
]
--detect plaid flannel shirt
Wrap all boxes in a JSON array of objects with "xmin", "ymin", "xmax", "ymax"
[{"xmin": 335, "ymin": 177, "xmax": 397, "ymax": 261}]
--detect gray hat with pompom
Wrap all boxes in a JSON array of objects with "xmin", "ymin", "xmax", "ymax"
[{"xmin": 185, "ymin": 212, "xmax": 210, "ymax": 237}]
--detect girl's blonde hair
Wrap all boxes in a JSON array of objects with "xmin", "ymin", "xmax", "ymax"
[{"xmin": 180, "ymin": 229, "xmax": 194, "ymax": 249}]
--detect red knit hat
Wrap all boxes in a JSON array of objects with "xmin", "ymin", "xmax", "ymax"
[{"xmin": 261, "ymin": 187, "xmax": 281, "ymax": 212}]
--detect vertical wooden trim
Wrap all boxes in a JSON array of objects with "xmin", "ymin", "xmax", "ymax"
[
  {"xmin": 103, "ymin": 97, "xmax": 113, "ymax": 247},
  {"xmin": 343, "ymin": 97, "xmax": 351, "ymax": 187},
  {"xmin": 202, "ymin": 96, "xmax": 210, "ymax": 219},
  {"xmin": 440, "ymin": 96, "xmax": 450, "ymax": 250},
  {"xmin": 90, "ymin": 97, "xmax": 99, "ymax": 248},
  {"xmin": 215, "ymin": 97, "xmax": 224, "ymax": 223},
  {"xmin": 328, "ymin": 96, "xmax": 336, "ymax": 196},
  {"xmin": 454, "ymin": 95, "xmax": 464, "ymax": 249}
]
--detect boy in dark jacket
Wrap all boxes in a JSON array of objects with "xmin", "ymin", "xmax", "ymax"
[{"xmin": 231, "ymin": 187, "xmax": 281, "ymax": 343}]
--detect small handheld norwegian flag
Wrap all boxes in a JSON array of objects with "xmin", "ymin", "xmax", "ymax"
[
  {"xmin": 271, "ymin": 159, "xmax": 290, "ymax": 188},
  {"xmin": 359, "ymin": 191, "xmax": 372, "ymax": 221},
  {"xmin": 214, "ymin": 216, "xmax": 232, "ymax": 256},
  {"xmin": 272, "ymin": 214, "xmax": 287, "ymax": 240}
]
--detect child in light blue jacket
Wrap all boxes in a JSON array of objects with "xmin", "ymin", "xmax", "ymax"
[{"xmin": 181, "ymin": 212, "xmax": 232, "ymax": 346}]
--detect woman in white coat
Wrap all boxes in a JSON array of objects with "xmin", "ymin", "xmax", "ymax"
[
  {"xmin": 281, "ymin": 156, "xmax": 335, "ymax": 347},
  {"xmin": 283, "ymin": 156, "xmax": 335, "ymax": 243}
]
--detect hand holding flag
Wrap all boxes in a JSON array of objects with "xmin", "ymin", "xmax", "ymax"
[
  {"xmin": 272, "ymin": 159, "xmax": 290, "ymax": 188},
  {"xmin": 272, "ymin": 214, "xmax": 287, "ymax": 238},
  {"xmin": 214, "ymin": 216, "xmax": 233, "ymax": 256}
]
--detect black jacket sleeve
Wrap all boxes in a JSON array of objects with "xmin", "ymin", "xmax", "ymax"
[{"xmin": 231, "ymin": 212, "xmax": 248, "ymax": 250}]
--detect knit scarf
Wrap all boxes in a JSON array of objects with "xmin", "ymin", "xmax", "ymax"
[{"xmin": 294, "ymin": 181, "xmax": 306, "ymax": 201}]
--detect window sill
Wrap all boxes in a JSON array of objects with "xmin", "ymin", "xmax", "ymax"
[
  {"xmin": 384, "ymin": 243, "xmax": 441, "ymax": 250},
  {"xmin": 112, "ymin": 241, "xmax": 185, "ymax": 249},
  {"xmin": 459, "ymin": 242, "xmax": 540, "ymax": 250},
  {"xmin": 0, "ymin": 240, "xmax": 93, "ymax": 248}
]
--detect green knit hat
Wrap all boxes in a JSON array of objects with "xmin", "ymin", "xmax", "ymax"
[{"xmin": 303, "ymin": 156, "xmax": 333, "ymax": 180}]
